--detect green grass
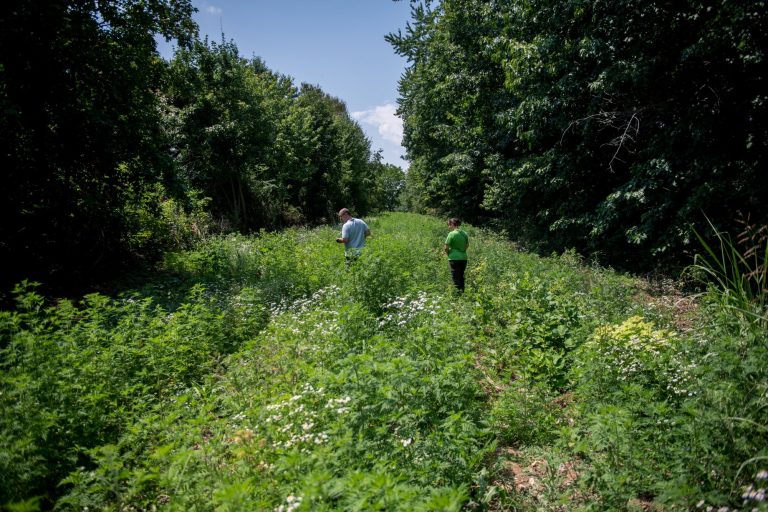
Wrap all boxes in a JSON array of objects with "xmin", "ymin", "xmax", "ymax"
[{"xmin": 1, "ymin": 212, "xmax": 766, "ymax": 511}]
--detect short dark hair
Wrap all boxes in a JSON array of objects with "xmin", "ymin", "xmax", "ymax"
[
  {"xmin": 338, "ymin": 208, "xmax": 350, "ymax": 216},
  {"xmin": 449, "ymin": 217, "xmax": 461, "ymax": 226}
]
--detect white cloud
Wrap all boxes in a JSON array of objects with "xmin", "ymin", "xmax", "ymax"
[
  {"xmin": 204, "ymin": 4, "xmax": 222, "ymax": 15},
  {"xmin": 352, "ymin": 103, "xmax": 403, "ymax": 146}
]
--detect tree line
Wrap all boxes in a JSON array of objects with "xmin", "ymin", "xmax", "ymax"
[
  {"xmin": 3, "ymin": 0, "xmax": 764, "ymax": 293},
  {"xmin": 0, "ymin": 0, "xmax": 404, "ymax": 295},
  {"xmin": 390, "ymin": 0, "xmax": 766, "ymax": 271}
]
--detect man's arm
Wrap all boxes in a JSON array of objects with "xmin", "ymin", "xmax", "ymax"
[
  {"xmin": 337, "ymin": 221, "xmax": 350, "ymax": 243},
  {"xmin": 365, "ymin": 229, "xmax": 371, "ymax": 238}
]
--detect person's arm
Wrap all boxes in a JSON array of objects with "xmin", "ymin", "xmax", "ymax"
[
  {"xmin": 337, "ymin": 222, "xmax": 350, "ymax": 243},
  {"xmin": 444, "ymin": 243, "xmax": 450, "ymax": 255},
  {"xmin": 365, "ymin": 228, "xmax": 371, "ymax": 238}
]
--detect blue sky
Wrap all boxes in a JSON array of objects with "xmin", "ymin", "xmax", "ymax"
[{"xmin": 157, "ymin": 0, "xmax": 413, "ymax": 169}]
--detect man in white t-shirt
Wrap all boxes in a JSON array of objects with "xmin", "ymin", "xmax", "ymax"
[{"xmin": 336, "ymin": 207, "xmax": 371, "ymax": 266}]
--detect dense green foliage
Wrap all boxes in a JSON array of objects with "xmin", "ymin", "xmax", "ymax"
[
  {"xmin": 3, "ymin": 212, "xmax": 765, "ymax": 510},
  {"xmin": 0, "ymin": 0, "xmax": 197, "ymax": 292},
  {"xmin": 3, "ymin": 0, "xmax": 767, "ymax": 509},
  {"xmin": 163, "ymin": 39, "xmax": 394, "ymax": 231},
  {"xmin": 0, "ymin": 1, "xmax": 404, "ymax": 295},
  {"xmin": 389, "ymin": 0, "xmax": 767, "ymax": 271}
]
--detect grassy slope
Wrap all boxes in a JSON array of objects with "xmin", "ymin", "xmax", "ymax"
[{"xmin": 2, "ymin": 212, "xmax": 766, "ymax": 511}]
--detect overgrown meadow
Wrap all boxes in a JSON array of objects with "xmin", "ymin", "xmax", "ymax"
[{"xmin": 1, "ymin": 213, "xmax": 766, "ymax": 511}]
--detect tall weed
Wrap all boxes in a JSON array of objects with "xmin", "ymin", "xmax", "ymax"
[{"xmin": 0, "ymin": 283, "xmax": 261, "ymax": 507}]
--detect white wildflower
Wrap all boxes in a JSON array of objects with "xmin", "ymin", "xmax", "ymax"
[{"xmin": 276, "ymin": 494, "xmax": 302, "ymax": 512}]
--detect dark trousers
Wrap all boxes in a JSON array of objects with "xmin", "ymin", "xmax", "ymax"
[{"xmin": 449, "ymin": 259, "xmax": 467, "ymax": 292}]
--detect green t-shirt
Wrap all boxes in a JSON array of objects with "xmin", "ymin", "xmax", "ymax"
[{"xmin": 445, "ymin": 229, "xmax": 468, "ymax": 260}]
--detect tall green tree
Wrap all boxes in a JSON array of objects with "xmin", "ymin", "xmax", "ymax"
[
  {"xmin": 392, "ymin": 0, "xmax": 767, "ymax": 270},
  {"xmin": 163, "ymin": 39, "xmax": 290, "ymax": 230},
  {"xmin": 293, "ymin": 84, "xmax": 378, "ymax": 221},
  {"xmin": 388, "ymin": 0, "xmax": 509, "ymax": 223},
  {"xmin": 370, "ymin": 154, "xmax": 407, "ymax": 212},
  {"xmin": 163, "ymin": 42, "xmax": 381, "ymax": 229},
  {"xmin": 0, "ymin": 0, "xmax": 196, "ymax": 292}
]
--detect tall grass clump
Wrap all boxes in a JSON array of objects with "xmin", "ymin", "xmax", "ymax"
[
  {"xmin": 662, "ymin": 222, "xmax": 768, "ymax": 510},
  {"xmin": 692, "ymin": 218, "xmax": 768, "ymax": 326},
  {"xmin": 160, "ymin": 226, "xmax": 341, "ymax": 303}
]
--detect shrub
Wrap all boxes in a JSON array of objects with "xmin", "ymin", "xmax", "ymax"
[
  {"xmin": 571, "ymin": 316, "xmax": 695, "ymax": 404},
  {"xmin": 0, "ymin": 283, "xmax": 246, "ymax": 507}
]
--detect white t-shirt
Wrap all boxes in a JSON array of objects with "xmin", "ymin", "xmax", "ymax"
[{"xmin": 342, "ymin": 218, "xmax": 369, "ymax": 250}]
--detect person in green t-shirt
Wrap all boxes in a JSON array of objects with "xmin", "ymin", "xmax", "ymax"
[{"xmin": 444, "ymin": 217, "xmax": 469, "ymax": 292}]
